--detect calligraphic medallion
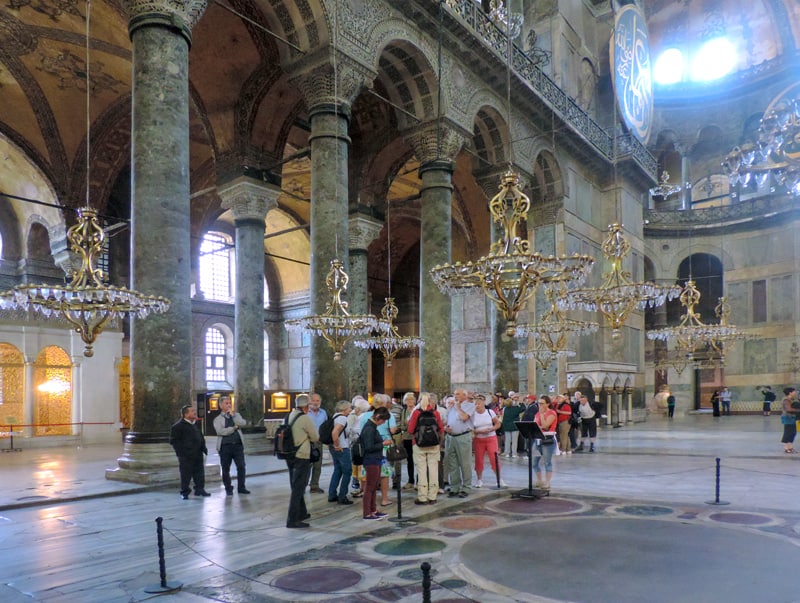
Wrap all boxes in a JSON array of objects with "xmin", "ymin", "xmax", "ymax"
[{"xmin": 611, "ymin": 4, "xmax": 653, "ymax": 144}]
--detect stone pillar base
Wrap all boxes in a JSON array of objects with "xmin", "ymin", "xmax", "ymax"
[
  {"xmin": 105, "ymin": 439, "xmax": 217, "ymax": 485},
  {"xmin": 241, "ymin": 430, "xmax": 272, "ymax": 455}
]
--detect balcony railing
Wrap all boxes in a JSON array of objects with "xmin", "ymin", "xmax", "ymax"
[
  {"xmin": 444, "ymin": 0, "xmax": 658, "ymax": 178},
  {"xmin": 645, "ymin": 195, "xmax": 798, "ymax": 230}
]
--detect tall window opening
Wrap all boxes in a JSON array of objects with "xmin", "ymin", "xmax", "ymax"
[
  {"xmin": 199, "ymin": 231, "xmax": 235, "ymax": 301},
  {"xmin": 205, "ymin": 327, "xmax": 226, "ymax": 382}
]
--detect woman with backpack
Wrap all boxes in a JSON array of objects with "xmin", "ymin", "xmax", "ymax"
[{"xmin": 406, "ymin": 392, "xmax": 444, "ymax": 505}]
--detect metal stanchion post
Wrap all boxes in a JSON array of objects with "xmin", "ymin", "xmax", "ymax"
[
  {"xmin": 389, "ymin": 470, "xmax": 416, "ymax": 526},
  {"xmin": 421, "ymin": 561, "xmax": 432, "ymax": 603},
  {"xmin": 705, "ymin": 457, "xmax": 730, "ymax": 505},
  {"xmin": 144, "ymin": 517, "xmax": 183, "ymax": 593}
]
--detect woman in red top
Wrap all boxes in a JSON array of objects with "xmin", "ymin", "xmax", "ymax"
[{"xmin": 533, "ymin": 395, "xmax": 558, "ymax": 492}]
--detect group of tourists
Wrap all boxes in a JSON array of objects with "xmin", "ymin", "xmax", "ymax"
[{"xmin": 167, "ymin": 388, "xmax": 605, "ymax": 529}]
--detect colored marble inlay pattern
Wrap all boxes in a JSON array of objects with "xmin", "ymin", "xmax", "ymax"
[
  {"xmin": 439, "ymin": 515, "xmax": 496, "ymax": 530},
  {"xmin": 273, "ymin": 566, "xmax": 362, "ymax": 593},
  {"xmin": 495, "ymin": 497, "xmax": 584, "ymax": 514},
  {"xmin": 616, "ymin": 504, "xmax": 673, "ymax": 516},
  {"xmin": 709, "ymin": 512, "xmax": 773, "ymax": 525},
  {"xmin": 374, "ymin": 537, "xmax": 446, "ymax": 556}
]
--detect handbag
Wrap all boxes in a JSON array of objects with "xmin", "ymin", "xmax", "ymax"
[
  {"xmin": 781, "ymin": 414, "xmax": 796, "ymax": 425},
  {"xmin": 309, "ymin": 443, "xmax": 321, "ymax": 463},
  {"xmin": 385, "ymin": 442, "xmax": 407, "ymax": 462}
]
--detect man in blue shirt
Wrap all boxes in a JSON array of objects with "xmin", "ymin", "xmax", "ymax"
[{"xmin": 444, "ymin": 388, "xmax": 475, "ymax": 497}]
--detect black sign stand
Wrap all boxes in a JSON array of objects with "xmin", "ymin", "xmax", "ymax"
[{"xmin": 511, "ymin": 421, "xmax": 546, "ymax": 500}]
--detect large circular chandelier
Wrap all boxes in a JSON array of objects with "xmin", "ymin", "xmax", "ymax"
[
  {"xmin": 0, "ymin": 207, "xmax": 170, "ymax": 357},
  {"xmin": 560, "ymin": 223, "xmax": 681, "ymax": 339},
  {"xmin": 430, "ymin": 170, "xmax": 595, "ymax": 336},
  {"xmin": 285, "ymin": 259, "xmax": 385, "ymax": 361}
]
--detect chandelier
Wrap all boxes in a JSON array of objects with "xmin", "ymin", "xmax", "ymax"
[
  {"xmin": 285, "ymin": 259, "xmax": 384, "ymax": 361},
  {"xmin": 646, "ymin": 279, "xmax": 734, "ymax": 358},
  {"xmin": 705, "ymin": 296, "xmax": 753, "ymax": 365},
  {"xmin": 430, "ymin": 170, "xmax": 595, "ymax": 336},
  {"xmin": 353, "ymin": 201, "xmax": 423, "ymax": 365},
  {"xmin": 354, "ymin": 297, "xmax": 424, "ymax": 366},
  {"xmin": 649, "ymin": 171, "xmax": 682, "ymax": 200},
  {"xmin": 488, "ymin": 0, "xmax": 523, "ymax": 38},
  {"xmin": 0, "ymin": 208, "xmax": 170, "ymax": 357},
  {"xmin": 514, "ymin": 284, "xmax": 597, "ymax": 368},
  {"xmin": 722, "ymin": 97, "xmax": 800, "ymax": 196},
  {"xmin": 560, "ymin": 224, "xmax": 681, "ymax": 339}
]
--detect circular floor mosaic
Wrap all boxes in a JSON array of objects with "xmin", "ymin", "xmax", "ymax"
[
  {"xmin": 273, "ymin": 566, "xmax": 361, "ymax": 593},
  {"xmin": 460, "ymin": 517, "xmax": 799, "ymax": 603},
  {"xmin": 375, "ymin": 537, "xmax": 446, "ymax": 556}
]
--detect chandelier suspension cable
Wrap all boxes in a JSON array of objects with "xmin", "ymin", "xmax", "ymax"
[
  {"xmin": 284, "ymin": 0, "xmax": 384, "ymax": 360},
  {"xmin": 84, "ymin": 0, "xmax": 92, "ymax": 208}
]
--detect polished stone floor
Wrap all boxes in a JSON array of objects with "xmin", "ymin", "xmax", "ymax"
[{"xmin": 1, "ymin": 414, "xmax": 799, "ymax": 602}]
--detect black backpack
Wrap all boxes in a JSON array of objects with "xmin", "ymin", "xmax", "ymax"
[
  {"xmin": 318, "ymin": 413, "xmax": 340, "ymax": 446},
  {"xmin": 414, "ymin": 411, "xmax": 440, "ymax": 448},
  {"xmin": 274, "ymin": 413, "xmax": 301, "ymax": 460}
]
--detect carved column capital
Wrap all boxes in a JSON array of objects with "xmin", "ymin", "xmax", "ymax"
[
  {"xmin": 349, "ymin": 213, "xmax": 383, "ymax": 251},
  {"xmin": 289, "ymin": 48, "xmax": 376, "ymax": 115},
  {"xmin": 218, "ymin": 176, "xmax": 279, "ymax": 223},
  {"xmin": 121, "ymin": 0, "xmax": 208, "ymax": 45},
  {"xmin": 404, "ymin": 119, "xmax": 468, "ymax": 166}
]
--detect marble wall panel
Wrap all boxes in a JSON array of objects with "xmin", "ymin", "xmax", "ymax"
[
  {"xmin": 451, "ymin": 342, "xmax": 466, "ymax": 383},
  {"xmin": 770, "ymin": 274, "xmax": 794, "ymax": 322},
  {"xmin": 463, "ymin": 293, "xmax": 487, "ymax": 330},
  {"xmin": 288, "ymin": 358, "xmax": 305, "ymax": 390},
  {"xmin": 451, "ymin": 296, "xmax": 464, "ymax": 332},
  {"xmin": 465, "ymin": 341, "xmax": 489, "ymax": 383},
  {"xmin": 743, "ymin": 338, "xmax": 776, "ymax": 376},
  {"xmin": 727, "ymin": 281, "xmax": 749, "ymax": 325}
]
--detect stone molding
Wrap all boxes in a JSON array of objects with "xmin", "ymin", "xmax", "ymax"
[
  {"xmin": 404, "ymin": 119, "xmax": 469, "ymax": 165},
  {"xmin": 348, "ymin": 214, "xmax": 383, "ymax": 251},
  {"xmin": 121, "ymin": 0, "xmax": 208, "ymax": 43},
  {"xmin": 289, "ymin": 48, "xmax": 376, "ymax": 110},
  {"xmin": 218, "ymin": 176, "xmax": 279, "ymax": 222}
]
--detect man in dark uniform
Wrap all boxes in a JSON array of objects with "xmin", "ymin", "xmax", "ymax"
[{"xmin": 170, "ymin": 404, "xmax": 210, "ymax": 499}]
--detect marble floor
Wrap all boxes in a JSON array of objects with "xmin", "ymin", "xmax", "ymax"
[{"xmin": 1, "ymin": 414, "xmax": 799, "ymax": 602}]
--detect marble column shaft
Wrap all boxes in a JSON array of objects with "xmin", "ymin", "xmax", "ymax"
[
  {"xmin": 219, "ymin": 178, "xmax": 278, "ymax": 425},
  {"xmin": 348, "ymin": 214, "xmax": 383, "ymax": 396},
  {"xmin": 418, "ymin": 160, "xmax": 455, "ymax": 396},
  {"xmin": 309, "ymin": 104, "xmax": 351, "ymax": 407},
  {"xmin": 128, "ymin": 25, "xmax": 193, "ymax": 437}
]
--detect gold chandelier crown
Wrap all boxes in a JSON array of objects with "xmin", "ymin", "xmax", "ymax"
[
  {"xmin": 430, "ymin": 169, "xmax": 594, "ymax": 336},
  {"xmin": 1, "ymin": 208, "xmax": 170, "ymax": 356}
]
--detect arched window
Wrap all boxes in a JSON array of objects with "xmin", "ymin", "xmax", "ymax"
[
  {"xmin": 199, "ymin": 231, "xmax": 235, "ymax": 301},
  {"xmin": 205, "ymin": 327, "xmax": 227, "ymax": 382},
  {"xmin": 33, "ymin": 346, "xmax": 72, "ymax": 436},
  {"xmin": 0, "ymin": 343, "xmax": 24, "ymax": 428}
]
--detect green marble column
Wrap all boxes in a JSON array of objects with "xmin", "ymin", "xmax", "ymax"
[
  {"xmin": 405, "ymin": 122, "xmax": 466, "ymax": 397},
  {"xmin": 107, "ymin": 1, "xmax": 206, "ymax": 484},
  {"xmin": 290, "ymin": 52, "xmax": 374, "ymax": 409},
  {"xmin": 348, "ymin": 214, "xmax": 383, "ymax": 396},
  {"xmin": 218, "ymin": 176, "xmax": 278, "ymax": 426}
]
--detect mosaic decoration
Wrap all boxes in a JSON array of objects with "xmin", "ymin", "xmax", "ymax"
[
  {"xmin": 36, "ymin": 49, "xmax": 125, "ymax": 95},
  {"xmin": 7, "ymin": 0, "xmax": 82, "ymax": 21}
]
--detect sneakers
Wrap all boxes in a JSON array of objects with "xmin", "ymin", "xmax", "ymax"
[
  {"xmin": 414, "ymin": 499, "xmax": 428, "ymax": 505},
  {"xmin": 363, "ymin": 514, "xmax": 383, "ymax": 521},
  {"xmin": 309, "ymin": 486, "xmax": 325, "ymax": 493},
  {"xmin": 338, "ymin": 498, "xmax": 354, "ymax": 505},
  {"xmin": 499, "ymin": 479, "xmax": 507, "ymax": 487},
  {"xmin": 475, "ymin": 479, "xmax": 483, "ymax": 488},
  {"xmin": 448, "ymin": 491, "xmax": 459, "ymax": 498},
  {"xmin": 375, "ymin": 512, "xmax": 388, "ymax": 518},
  {"xmin": 458, "ymin": 491, "xmax": 469, "ymax": 498},
  {"xmin": 402, "ymin": 483, "xmax": 416, "ymax": 490},
  {"xmin": 351, "ymin": 490, "xmax": 363, "ymax": 498},
  {"xmin": 589, "ymin": 443, "xmax": 595, "ymax": 453}
]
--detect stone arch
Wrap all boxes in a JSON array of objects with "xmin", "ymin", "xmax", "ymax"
[
  {"xmin": 530, "ymin": 148, "xmax": 565, "ymax": 204},
  {"xmin": 471, "ymin": 104, "xmax": 511, "ymax": 170},
  {"xmin": 26, "ymin": 222, "xmax": 53, "ymax": 261},
  {"xmin": 369, "ymin": 23, "xmax": 447, "ymax": 129}
]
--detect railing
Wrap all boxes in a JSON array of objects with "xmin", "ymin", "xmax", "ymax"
[
  {"xmin": 443, "ymin": 0, "xmax": 621, "ymax": 163},
  {"xmin": 645, "ymin": 195, "xmax": 797, "ymax": 229}
]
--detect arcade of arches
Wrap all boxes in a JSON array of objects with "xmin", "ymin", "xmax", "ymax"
[{"xmin": 0, "ymin": 1, "xmax": 798, "ymax": 479}]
